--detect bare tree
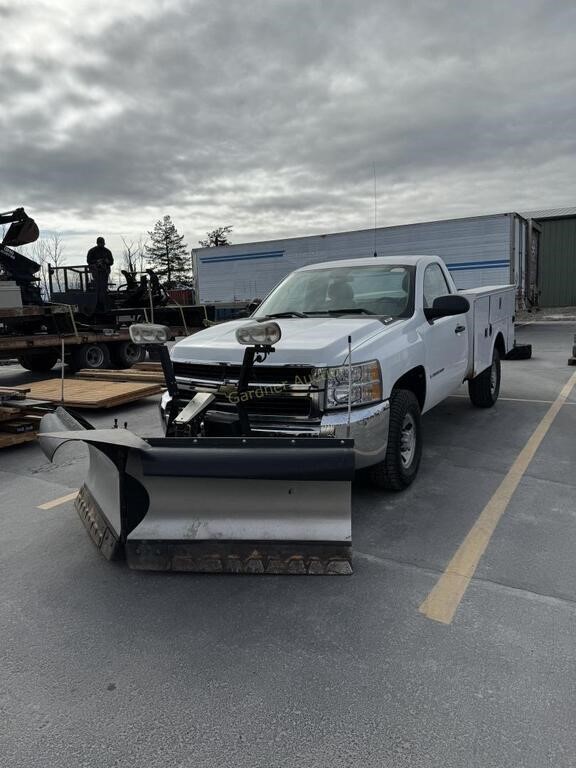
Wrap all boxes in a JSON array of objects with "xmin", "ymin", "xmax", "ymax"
[
  {"xmin": 121, "ymin": 236, "xmax": 147, "ymax": 273},
  {"xmin": 43, "ymin": 233, "xmax": 65, "ymax": 291},
  {"xmin": 29, "ymin": 233, "xmax": 65, "ymax": 297},
  {"xmin": 31, "ymin": 239, "xmax": 51, "ymax": 299}
]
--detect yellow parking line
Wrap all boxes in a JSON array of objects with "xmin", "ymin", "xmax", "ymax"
[
  {"xmin": 420, "ymin": 372, "xmax": 576, "ymax": 625},
  {"xmin": 38, "ymin": 490, "xmax": 78, "ymax": 510}
]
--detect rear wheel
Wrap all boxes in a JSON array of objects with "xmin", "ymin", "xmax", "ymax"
[
  {"xmin": 70, "ymin": 342, "xmax": 111, "ymax": 371},
  {"xmin": 110, "ymin": 341, "xmax": 146, "ymax": 369},
  {"xmin": 369, "ymin": 389, "xmax": 422, "ymax": 490},
  {"xmin": 17, "ymin": 350, "xmax": 59, "ymax": 372},
  {"xmin": 468, "ymin": 348, "xmax": 500, "ymax": 407}
]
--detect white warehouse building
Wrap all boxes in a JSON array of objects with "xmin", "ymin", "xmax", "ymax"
[{"xmin": 192, "ymin": 212, "xmax": 536, "ymax": 306}]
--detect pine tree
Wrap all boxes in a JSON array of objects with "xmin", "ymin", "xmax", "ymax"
[
  {"xmin": 199, "ymin": 225, "xmax": 233, "ymax": 248},
  {"xmin": 145, "ymin": 215, "xmax": 190, "ymax": 289}
]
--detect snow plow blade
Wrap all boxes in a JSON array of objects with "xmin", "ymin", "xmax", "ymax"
[{"xmin": 39, "ymin": 408, "xmax": 354, "ymax": 575}]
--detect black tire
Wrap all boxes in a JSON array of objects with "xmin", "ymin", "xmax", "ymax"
[
  {"xmin": 468, "ymin": 348, "xmax": 501, "ymax": 408},
  {"xmin": 110, "ymin": 341, "xmax": 146, "ymax": 369},
  {"xmin": 70, "ymin": 342, "xmax": 111, "ymax": 371},
  {"xmin": 369, "ymin": 389, "xmax": 422, "ymax": 491},
  {"xmin": 505, "ymin": 343, "xmax": 532, "ymax": 360},
  {"xmin": 17, "ymin": 350, "xmax": 59, "ymax": 372}
]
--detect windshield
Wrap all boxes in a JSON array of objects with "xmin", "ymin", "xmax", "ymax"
[{"xmin": 253, "ymin": 264, "xmax": 415, "ymax": 319}]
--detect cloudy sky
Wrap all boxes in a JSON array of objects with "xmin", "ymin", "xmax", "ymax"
[{"xmin": 2, "ymin": 0, "xmax": 575, "ymax": 264}]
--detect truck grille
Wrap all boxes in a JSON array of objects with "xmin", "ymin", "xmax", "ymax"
[
  {"xmin": 172, "ymin": 362, "xmax": 315, "ymax": 385},
  {"xmin": 212, "ymin": 394, "xmax": 311, "ymax": 419},
  {"xmin": 173, "ymin": 362, "xmax": 319, "ymax": 421}
]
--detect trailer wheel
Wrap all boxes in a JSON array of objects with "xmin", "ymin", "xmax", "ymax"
[
  {"xmin": 468, "ymin": 348, "xmax": 501, "ymax": 407},
  {"xmin": 70, "ymin": 343, "xmax": 111, "ymax": 371},
  {"xmin": 17, "ymin": 350, "xmax": 59, "ymax": 372},
  {"xmin": 369, "ymin": 389, "xmax": 422, "ymax": 491},
  {"xmin": 110, "ymin": 341, "xmax": 146, "ymax": 369}
]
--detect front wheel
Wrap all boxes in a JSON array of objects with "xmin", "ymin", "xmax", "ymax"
[
  {"xmin": 369, "ymin": 389, "xmax": 422, "ymax": 491},
  {"xmin": 468, "ymin": 348, "xmax": 501, "ymax": 407}
]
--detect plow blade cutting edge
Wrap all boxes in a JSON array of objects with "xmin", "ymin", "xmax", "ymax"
[{"xmin": 39, "ymin": 408, "xmax": 355, "ymax": 574}]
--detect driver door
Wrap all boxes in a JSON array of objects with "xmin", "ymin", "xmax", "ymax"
[{"xmin": 421, "ymin": 263, "xmax": 469, "ymax": 409}]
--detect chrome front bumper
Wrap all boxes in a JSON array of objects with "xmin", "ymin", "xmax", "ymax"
[{"xmin": 160, "ymin": 392, "xmax": 390, "ymax": 470}]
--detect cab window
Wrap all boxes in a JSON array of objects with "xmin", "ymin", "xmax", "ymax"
[{"xmin": 423, "ymin": 264, "xmax": 451, "ymax": 308}]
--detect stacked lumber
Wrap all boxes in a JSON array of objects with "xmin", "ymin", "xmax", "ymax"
[
  {"xmin": 24, "ymin": 378, "xmax": 162, "ymax": 409},
  {"xmin": 0, "ymin": 385, "xmax": 29, "ymax": 402},
  {"xmin": 0, "ymin": 376, "xmax": 163, "ymax": 447},
  {"xmin": 133, "ymin": 362, "xmax": 162, "ymax": 372},
  {"xmin": 0, "ymin": 386, "xmax": 43, "ymax": 448},
  {"xmin": 74, "ymin": 367, "xmax": 165, "ymax": 384}
]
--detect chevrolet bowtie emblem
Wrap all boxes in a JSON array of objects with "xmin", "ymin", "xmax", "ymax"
[{"xmin": 217, "ymin": 383, "xmax": 238, "ymax": 397}]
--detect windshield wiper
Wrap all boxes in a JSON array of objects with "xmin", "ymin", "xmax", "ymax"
[
  {"xmin": 307, "ymin": 308, "xmax": 375, "ymax": 316},
  {"xmin": 329, "ymin": 308, "xmax": 374, "ymax": 315},
  {"xmin": 263, "ymin": 311, "xmax": 309, "ymax": 319}
]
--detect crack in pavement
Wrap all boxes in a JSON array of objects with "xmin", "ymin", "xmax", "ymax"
[{"xmin": 354, "ymin": 550, "xmax": 576, "ymax": 612}]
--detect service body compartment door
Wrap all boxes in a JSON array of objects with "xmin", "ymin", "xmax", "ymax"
[
  {"xmin": 490, "ymin": 288, "xmax": 516, "ymax": 351},
  {"xmin": 473, "ymin": 296, "xmax": 492, "ymax": 376},
  {"xmin": 489, "ymin": 290, "xmax": 514, "ymax": 324}
]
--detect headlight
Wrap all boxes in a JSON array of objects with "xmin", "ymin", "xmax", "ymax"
[{"xmin": 324, "ymin": 360, "xmax": 382, "ymax": 410}]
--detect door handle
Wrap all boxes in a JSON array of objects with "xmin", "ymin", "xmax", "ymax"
[{"xmin": 454, "ymin": 325, "xmax": 466, "ymax": 334}]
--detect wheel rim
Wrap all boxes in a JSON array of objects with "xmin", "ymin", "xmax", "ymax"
[
  {"xmin": 490, "ymin": 359, "xmax": 498, "ymax": 395},
  {"xmin": 86, "ymin": 345, "xmax": 104, "ymax": 367},
  {"xmin": 124, "ymin": 343, "xmax": 141, "ymax": 364},
  {"xmin": 400, "ymin": 412, "xmax": 416, "ymax": 469}
]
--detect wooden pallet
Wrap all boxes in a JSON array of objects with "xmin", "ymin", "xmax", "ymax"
[
  {"xmin": 0, "ymin": 406, "xmax": 22, "ymax": 423},
  {"xmin": 0, "ymin": 405, "xmax": 41, "ymax": 449},
  {"xmin": 0, "ymin": 430, "xmax": 38, "ymax": 449},
  {"xmin": 0, "ymin": 388, "xmax": 58, "ymax": 450},
  {"xmin": 0, "ymin": 386, "xmax": 30, "ymax": 403},
  {"xmin": 133, "ymin": 362, "xmax": 162, "ymax": 372},
  {"xmin": 74, "ymin": 368, "xmax": 165, "ymax": 384},
  {"xmin": 24, "ymin": 378, "xmax": 162, "ymax": 409}
]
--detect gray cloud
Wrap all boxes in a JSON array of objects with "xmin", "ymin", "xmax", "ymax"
[{"xmin": 1, "ymin": 0, "xmax": 575, "ymax": 258}]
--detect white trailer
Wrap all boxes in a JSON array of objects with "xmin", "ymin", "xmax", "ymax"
[{"xmin": 192, "ymin": 212, "xmax": 531, "ymax": 306}]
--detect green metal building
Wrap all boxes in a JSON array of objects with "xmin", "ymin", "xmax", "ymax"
[{"xmin": 522, "ymin": 207, "xmax": 576, "ymax": 307}]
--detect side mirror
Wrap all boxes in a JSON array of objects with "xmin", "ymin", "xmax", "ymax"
[
  {"xmin": 424, "ymin": 294, "xmax": 470, "ymax": 321},
  {"xmin": 248, "ymin": 298, "xmax": 262, "ymax": 313}
]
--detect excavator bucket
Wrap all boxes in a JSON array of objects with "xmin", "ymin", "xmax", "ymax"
[
  {"xmin": 1, "ymin": 211, "xmax": 39, "ymax": 248},
  {"xmin": 39, "ymin": 408, "xmax": 355, "ymax": 575}
]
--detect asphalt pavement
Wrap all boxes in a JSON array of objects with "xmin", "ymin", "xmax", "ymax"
[{"xmin": 1, "ymin": 322, "xmax": 575, "ymax": 768}]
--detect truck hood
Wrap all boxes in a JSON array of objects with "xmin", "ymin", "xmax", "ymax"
[{"xmin": 171, "ymin": 317, "xmax": 399, "ymax": 366}]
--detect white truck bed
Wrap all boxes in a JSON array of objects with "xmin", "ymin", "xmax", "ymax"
[{"xmin": 461, "ymin": 285, "xmax": 515, "ymax": 377}]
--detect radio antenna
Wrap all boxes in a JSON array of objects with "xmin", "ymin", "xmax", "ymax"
[
  {"xmin": 347, "ymin": 335, "xmax": 352, "ymax": 437},
  {"xmin": 373, "ymin": 162, "xmax": 377, "ymax": 257}
]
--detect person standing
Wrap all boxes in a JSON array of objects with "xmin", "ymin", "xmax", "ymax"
[{"xmin": 86, "ymin": 236, "xmax": 114, "ymax": 309}]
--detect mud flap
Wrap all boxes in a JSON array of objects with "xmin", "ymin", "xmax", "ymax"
[{"xmin": 39, "ymin": 409, "xmax": 355, "ymax": 574}]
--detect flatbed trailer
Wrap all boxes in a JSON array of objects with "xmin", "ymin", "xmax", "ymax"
[
  {"xmin": 0, "ymin": 305, "xmax": 250, "ymax": 370},
  {"xmin": 0, "ymin": 328, "xmax": 132, "ymax": 359}
]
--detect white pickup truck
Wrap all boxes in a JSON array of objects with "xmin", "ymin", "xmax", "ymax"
[{"xmin": 166, "ymin": 255, "xmax": 515, "ymax": 489}]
